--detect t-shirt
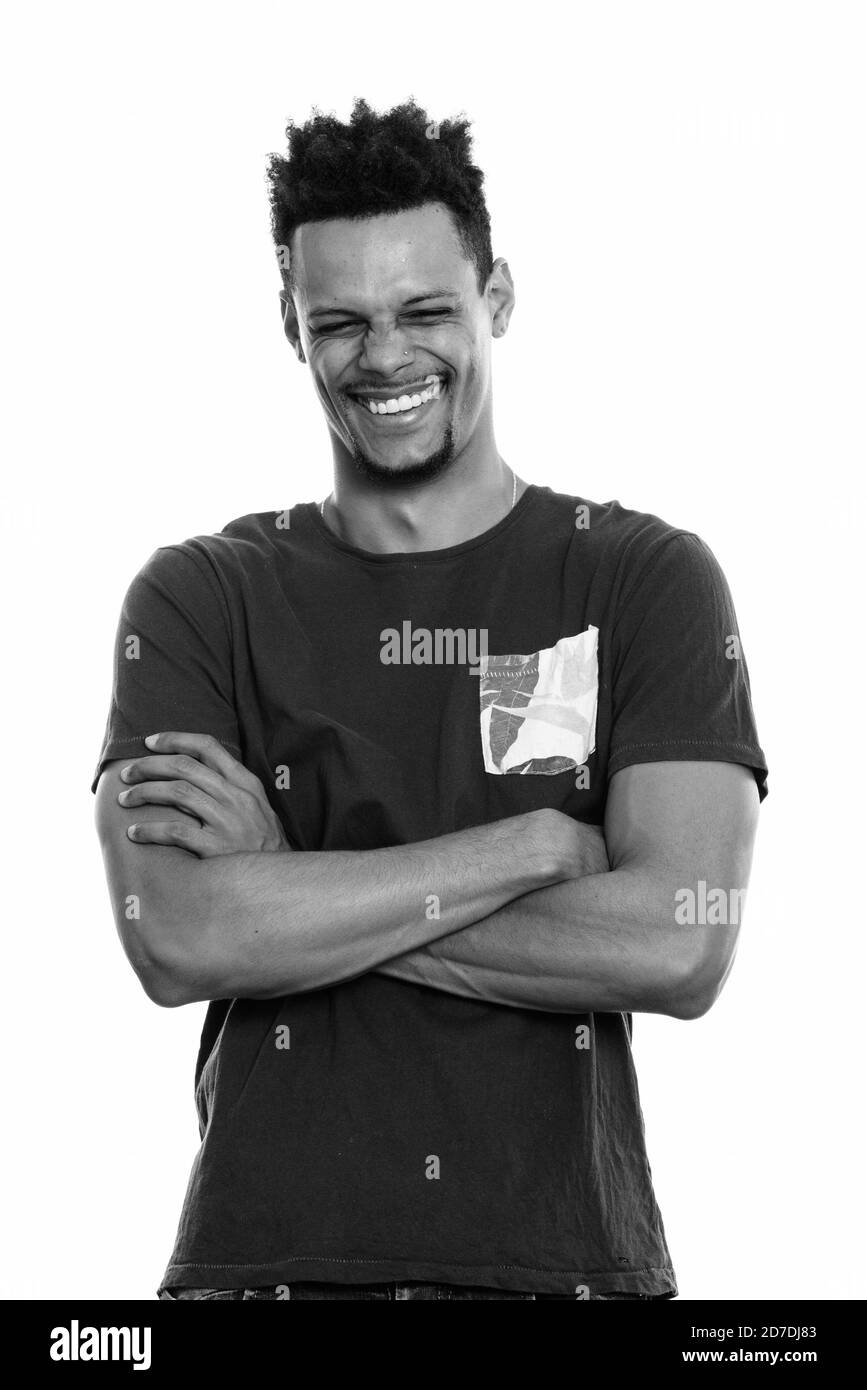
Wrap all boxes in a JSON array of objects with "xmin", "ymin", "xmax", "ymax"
[{"xmin": 92, "ymin": 484, "xmax": 769, "ymax": 1296}]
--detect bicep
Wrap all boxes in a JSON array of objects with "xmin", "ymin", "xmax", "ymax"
[
  {"xmin": 605, "ymin": 760, "xmax": 759, "ymax": 880},
  {"xmin": 94, "ymin": 758, "xmax": 205, "ymax": 997},
  {"xmin": 605, "ymin": 760, "xmax": 760, "ymax": 999}
]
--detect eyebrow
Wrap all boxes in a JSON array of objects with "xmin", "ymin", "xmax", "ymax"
[{"xmin": 308, "ymin": 291, "xmax": 461, "ymax": 319}]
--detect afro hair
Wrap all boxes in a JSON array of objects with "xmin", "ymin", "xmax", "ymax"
[{"xmin": 266, "ymin": 96, "xmax": 493, "ymax": 295}]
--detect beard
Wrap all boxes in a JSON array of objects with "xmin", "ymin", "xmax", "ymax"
[{"xmin": 347, "ymin": 422, "xmax": 457, "ymax": 487}]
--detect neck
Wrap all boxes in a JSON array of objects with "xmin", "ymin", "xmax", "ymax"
[{"xmin": 322, "ymin": 441, "xmax": 522, "ymax": 555}]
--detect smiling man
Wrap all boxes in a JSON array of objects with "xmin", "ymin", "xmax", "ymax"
[
  {"xmin": 295, "ymin": 202, "xmax": 464, "ymax": 489},
  {"xmin": 93, "ymin": 98, "xmax": 768, "ymax": 1301}
]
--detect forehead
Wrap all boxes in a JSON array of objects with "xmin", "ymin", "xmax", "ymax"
[{"xmin": 291, "ymin": 202, "xmax": 473, "ymax": 309}]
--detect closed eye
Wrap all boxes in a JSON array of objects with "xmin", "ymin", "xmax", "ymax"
[
  {"xmin": 311, "ymin": 308, "xmax": 453, "ymax": 334},
  {"xmin": 309, "ymin": 319, "xmax": 364, "ymax": 335}
]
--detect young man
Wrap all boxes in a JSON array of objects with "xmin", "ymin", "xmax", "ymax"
[{"xmin": 93, "ymin": 98, "xmax": 768, "ymax": 1301}]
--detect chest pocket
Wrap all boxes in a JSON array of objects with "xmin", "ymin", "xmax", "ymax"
[{"xmin": 478, "ymin": 625, "xmax": 599, "ymax": 775}]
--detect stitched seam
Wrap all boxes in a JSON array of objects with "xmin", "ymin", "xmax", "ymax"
[
  {"xmin": 611, "ymin": 738, "xmax": 763, "ymax": 754},
  {"xmin": 156, "ymin": 545, "xmax": 243, "ymax": 722},
  {"xmin": 101, "ymin": 735, "xmax": 241, "ymax": 750},
  {"xmin": 166, "ymin": 1254, "xmax": 671, "ymax": 1277},
  {"xmin": 161, "ymin": 544, "xmax": 236, "ymax": 656},
  {"xmin": 307, "ymin": 489, "xmax": 540, "ymax": 567},
  {"xmin": 614, "ymin": 528, "xmax": 698, "ymax": 619}
]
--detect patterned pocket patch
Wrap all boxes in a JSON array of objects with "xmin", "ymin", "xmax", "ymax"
[{"xmin": 479, "ymin": 626, "xmax": 599, "ymax": 775}]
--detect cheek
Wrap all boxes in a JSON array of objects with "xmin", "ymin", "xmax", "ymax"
[
  {"xmin": 308, "ymin": 340, "xmax": 350, "ymax": 383},
  {"xmin": 450, "ymin": 327, "xmax": 486, "ymax": 380},
  {"xmin": 309, "ymin": 358, "xmax": 350, "ymax": 414},
  {"xmin": 452, "ymin": 353, "xmax": 487, "ymax": 413}
]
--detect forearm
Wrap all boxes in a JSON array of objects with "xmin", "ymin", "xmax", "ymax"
[
  {"xmin": 158, "ymin": 811, "xmax": 567, "ymax": 1002},
  {"xmin": 376, "ymin": 865, "xmax": 731, "ymax": 1018}
]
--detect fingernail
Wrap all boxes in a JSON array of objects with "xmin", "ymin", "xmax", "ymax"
[{"xmin": 144, "ymin": 734, "xmax": 160, "ymax": 748}]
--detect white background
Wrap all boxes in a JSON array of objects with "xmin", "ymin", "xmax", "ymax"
[{"xmin": 1, "ymin": 0, "xmax": 864, "ymax": 1299}]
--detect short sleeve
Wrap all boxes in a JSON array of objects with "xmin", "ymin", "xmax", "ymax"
[
  {"xmin": 607, "ymin": 531, "xmax": 768, "ymax": 801},
  {"xmin": 91, "ymin": 544, "xmax": 242, "ymax": 793}
]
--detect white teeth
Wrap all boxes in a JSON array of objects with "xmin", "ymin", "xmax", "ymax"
[{"xmin": 359, "ymin": 375, "xmax": 444, "ymax": 414}]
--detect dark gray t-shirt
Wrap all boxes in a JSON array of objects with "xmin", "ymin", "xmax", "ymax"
[{"xmin": 92, "ymin": 485, "xmax": 768, "ymax": 1296}]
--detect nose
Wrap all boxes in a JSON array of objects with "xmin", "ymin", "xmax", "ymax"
[{"xmin": 357, "ymin": 327, "xmax": 413, "ymax": 377}]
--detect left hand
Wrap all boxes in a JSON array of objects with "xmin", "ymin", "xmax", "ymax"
[{"xmin": 117, "ymin": 731, "xmax": 291, "ymax": 858}]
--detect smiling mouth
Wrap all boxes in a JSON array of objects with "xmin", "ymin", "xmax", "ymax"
[{"xmin": 348, "ymin": 373, "xmax": 445, "ymax": 417}]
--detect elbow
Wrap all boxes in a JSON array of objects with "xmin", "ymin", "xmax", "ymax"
[
  {"xmin": 666, "ymin": 981, "xmax": 719, "ymax": 1021},
  {"xmin": 141, "ymin": 965, "xmax": 194, "ymax": 1009},
  {"xmin": 121, "ymin": 866, "xmax": 222, "ymax": 1008},
  {"xmin": 137, "ymin": 944, "xmax": 222, "ymax": 1009},
  {"xmin": 144, "ymin": 934, "xmax": 228, "ymax": 1009},
  {"xmin": 128, "ymin": 931, "xmax": 204, "ymax": 1008},
  {"xmin": 662, "ymin": 939, "xmax": 735, "ymax": 1021}
]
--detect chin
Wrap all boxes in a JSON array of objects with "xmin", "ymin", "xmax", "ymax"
[{"xmin": 350, "ymin": 428, "xmax": 457, "ymax": 487}]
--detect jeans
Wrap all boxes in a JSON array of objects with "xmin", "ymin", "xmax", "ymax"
[{"xmin": 160, "ymin": 1282, "xmax": 659, "ymax": 1300}]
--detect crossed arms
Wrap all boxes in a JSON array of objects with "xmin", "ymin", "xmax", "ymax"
[{"xmin": 94, "ymin": 732, "xmax": 760, "ymax": 1018}]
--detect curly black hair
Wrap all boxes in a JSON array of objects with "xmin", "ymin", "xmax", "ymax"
[{"xmin": 267, "ymin": 97, "xmax": 493, "ymax": 296}]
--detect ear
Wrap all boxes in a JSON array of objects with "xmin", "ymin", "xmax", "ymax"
[
  {"xmin": 487, "ymin": 257, "xmax": 515, "ymax": 339},
  {"xmin": 279, "ymin": 291, "xmax": 306, "ymax": 363}
]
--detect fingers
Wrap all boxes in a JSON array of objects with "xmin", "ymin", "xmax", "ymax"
[
  {"xmin": 126, "ymin": 819, "xmax": 214, "ymax": 857},
  {"xmin": 142, "ymin": 732, "xmax": 261, "ymax": 793},
  {"xmin": 120, "ymin": 754, "xmax": 230, "ymax": 804},
  {"xmin": 118, "ymin": 778, "xmax": 221, "ymax": 821}
]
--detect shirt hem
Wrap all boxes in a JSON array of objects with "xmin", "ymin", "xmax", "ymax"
[
  {"xmin": 91, "ymin": 735, "xmax": 243, "ymax": 794},
  {"xmin": 159, "ymin": 1254, "xmax": 677, "ymax": 1298},
  {"xmin": 607, "ymin": 739, "xmax": 769, "ymax": 801}
]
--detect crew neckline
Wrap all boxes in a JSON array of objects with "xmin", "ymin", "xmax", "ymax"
[{"xmin": 306, "ymin": 484, "xmax": 541, "ymax": 565}]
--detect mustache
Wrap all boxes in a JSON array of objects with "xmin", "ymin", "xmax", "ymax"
[{"xmin": 340, "ymin": 374, "xmax": 447, "ymax": 397}]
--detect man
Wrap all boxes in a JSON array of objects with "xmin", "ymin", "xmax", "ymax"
[{"xmin": 93, "ymin": 98, "xmax": 768, "ymax": 1301}]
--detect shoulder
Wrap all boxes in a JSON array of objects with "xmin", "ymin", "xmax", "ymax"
[
  {"xmin": 131, "ymin": 505, "xmax": 313, "ymax": 588},
  {"xmin": 533, "ymin": 485, "xmax": 712, "ymax": 581}
]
